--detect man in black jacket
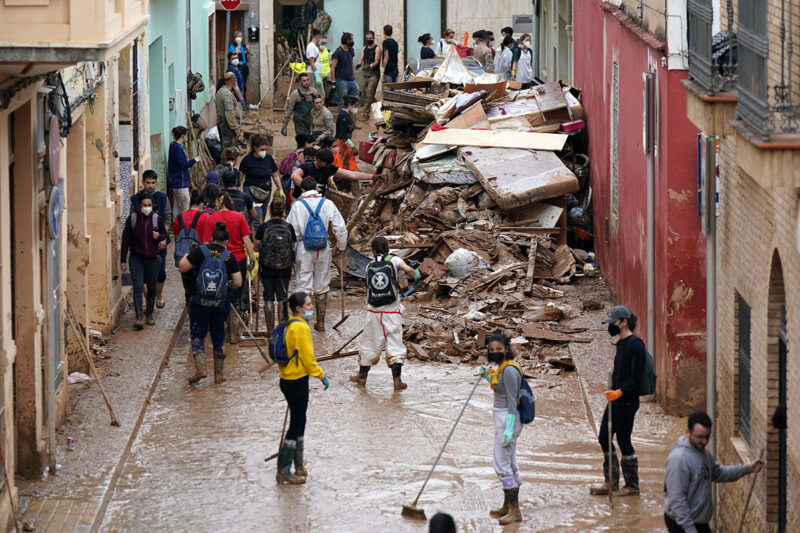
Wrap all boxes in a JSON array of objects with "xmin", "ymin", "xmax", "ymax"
[{"xmin": 590, "ymin": 305, "xmax": 646, "ymax": 497}]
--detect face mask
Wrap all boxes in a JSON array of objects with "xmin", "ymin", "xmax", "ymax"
[
  {"xmin": 488, "ymin": 352, "xmax": 505, "ymax": 364},
  {"xmin": 257, "ymin": 150, "xmax": 267, "ymax": 159},
  {"xmin": 608, "ymin": 324, "xmax": 621, "ymax": 336},
  {"xmin": 350, "ymin": 107, "xmax": 358, "ymax": 115},
  {"xmin": 366, "ymin": 39, "xmax": 374, "ymax": 45},
  {"xmin": 321, "ymin": 43, "xmax": 327, "ymax": 49},
  {"xmin": 348, "ymin": 41, "xmax": 355, "ymax": 47},
  {"xmin": 523, "ymin": 41, "xmax": 532, "ymax": 48},
  {"xmin": 141, "ymin": 206, "xmax": 153, "ymax": 216},
  {"xmin": 231, "ymin": 59, "xmax": 239, "ymax": 66},
  {"xmin": 302, "ymin": 310, "xmax": 314, "ymax": 320},
  {"xmin": 235, "ymin": 37, "xmax": 242, "ymax": 44}
]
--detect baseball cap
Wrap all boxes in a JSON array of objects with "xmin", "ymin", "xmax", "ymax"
[
  {"xmin": 205, "ymin": 171, "xmax": 221, "ymax": 185},
  {"xmin": 602, "ymin": 305, "xmax": 632, "ymax": 324}
]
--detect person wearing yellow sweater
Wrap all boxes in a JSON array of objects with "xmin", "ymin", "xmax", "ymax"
[{"xmin": 277, "ymin": 291, "xmax": 329, "ymax": 484}]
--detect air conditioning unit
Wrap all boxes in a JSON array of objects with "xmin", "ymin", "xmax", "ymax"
[{"xmin": 512, "ymin": 14, "xmax": 534, "ymax": 33}]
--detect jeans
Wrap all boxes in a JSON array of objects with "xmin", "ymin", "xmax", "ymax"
[
  {"xmin": 383, "ymin": 73, "xmax": 398, "ymax": 84},
  {"xmin": 664, "ymin": 514, "xmax": 710, "ymax": 533},
  {"xmin": 260, "ymin": 267, "xmax": 291, "ymax": 302},
  {"xmin": 244, "ymin": 185, "xmax": 270, "ymax": 222},
  {"xmin": 129, "ymin": 253, "xmax": 160, "ymax": 320},
  {"xmin": 280, "ymin": 376, "xmax": 309, "ymax": 441},
  {"xmin": 190, "ymin": 299, "xmax": 229, "ymax": 357},
  {"xmin": 598, "ymin": 400, "xmax": 639, "ymax": 457},
  {"xmin": 335, "ymin": 79, "xmax": 359, "ymax": 109}
]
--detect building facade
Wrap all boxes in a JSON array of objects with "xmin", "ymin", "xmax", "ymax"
[
  {"xmin": 684, "ymin": 0, "xmax": 798, "ymax": 529},
  {"xmin": 0, "ymin": 0, "xmax": 149, "ymax": 527},
  {"xmin": 573, "ymin": 0, "xmax": 706, "ymax": 415}
]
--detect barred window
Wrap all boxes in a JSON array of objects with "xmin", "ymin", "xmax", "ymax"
[{"xmin": 736, "ymin": 292, "xmax": 751, "ymax": 443}]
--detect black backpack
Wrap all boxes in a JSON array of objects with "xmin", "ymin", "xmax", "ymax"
[
  {"xmin": 228, "ymin": 189, "xmax": 248, "ymax": 218},
  {"xmin": 259, "ymin": 221, "xmax": 294, "ymax": 270},
  {"xmin": 366, "ymin": 255, "xmax": 399, "ymax": 307}
]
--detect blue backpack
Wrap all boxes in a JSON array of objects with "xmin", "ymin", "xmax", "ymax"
[
  {"xmin": 174, "ymin": 211, "xmax": 203, "ymax": 267},
  {"xmin": 195, "ymin": 246, "xmax": 230, "ymax": 308},
  {"xmin": 507, "ymin": 364, "xmax": 536, "ymax": 424},
  {"xmin": 269, "ymin": 318, "xmax": 301, "ymax": 365},
  {"xmin": 299, "ymin": 198, "xmax": 328, "ymax": 250}
]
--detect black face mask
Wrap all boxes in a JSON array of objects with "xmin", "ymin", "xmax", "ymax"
[
  {"xmin": 608, "ymin": 324, "xmax": 621, "ymax": 336},
  {"xmin": 488, "ymin": 352, "xmax": 505, "ymax": 364},
  {"xmin": 348, "ymin": 41, "xmax": 355, "ymax": 47},
  {"xmin": 366, "ymin": 39, "xmax": 374, "ymax": 45}
]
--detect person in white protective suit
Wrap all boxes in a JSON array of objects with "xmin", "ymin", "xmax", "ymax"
[
  {"xmin": 286, "ymin": 177, "xmax": 348, "ymax": 331},
  {"xmin": 350, "ymin": 236, "xmax": 421, "ymax": 390}
]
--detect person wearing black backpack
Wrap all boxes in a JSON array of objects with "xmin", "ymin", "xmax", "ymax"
[
  {"xmin": 351, "ymin": 236, "xmax": 420, "ymax": 390},
  {"xmin": 222, "ymin": 170, "xmax": 256, "ymax": 222},
  {"xmin": 477, "ymin": 331, "xmax": 525, "ymax": 525},
  {"xmin": 178, "ymin": 222, "xmax": 242, "ymax": 384},
  {"xmin": 590, "ymin": 305, "xmax": 646, "ymax": 497},
  {"xmin": 254, "ymin": 198, "xmax": 296, "ymax": 336}
]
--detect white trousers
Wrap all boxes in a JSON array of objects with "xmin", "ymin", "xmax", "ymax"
[
  {"xmin": 493, "ymin": 407, "xmax": 522, "ymax": 488},
  {"xmin": 173, "ymin": 187, "xmax": 190, "ymax": 218},
  {"xmin": 294, "ymin": 244, "xmax": 332, "ymax": 295},
  {"xmin": 358, "ymin": 309, "xmax": 406, "ymax": 366}
]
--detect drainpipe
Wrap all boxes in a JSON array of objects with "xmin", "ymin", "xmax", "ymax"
[
  {"xmin": 533, "ymin": 0, "xmax": 540, "ymax": 77},
  {"xmin": 643, "ymin": 73, "xmax": 655, "ymax": 363}
]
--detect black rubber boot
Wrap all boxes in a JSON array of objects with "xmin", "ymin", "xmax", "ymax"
[
  {"xmin": 276, "ymin": 440, "xmax": 305, "ymax": 484},
  {"xmin": 133, "ymin": 294, "xmax": 144, "ymax": 329},
  {"xmin": 590, "ymin": 450, "xmax": 620, "ymax": 494},
  {"xmin": 498, "ymin": 488, "xmax": 522, "ymax": 524},
  {"xmin": 391, "ymin": 363, "xmax": 407, "ymax": 390},
  {"xmin": 619, "ymin": 454, "xmax": 640, "ymax": 495},
  {"xmin": 294, "ymin": 436, "xmax": 307, "ymax": 477},
  {"xmin": 349, "ymin": 366, "xmax": 370, "ymax": 386}
]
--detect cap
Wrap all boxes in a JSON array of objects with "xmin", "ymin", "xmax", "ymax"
[
  {"xmin": 602, "ymin": 305, "xmax": 632, "ymax": 324},
  {"xmin": 205, "ymin": 172, "xmax": 221, "ymax": 185},
  {"xmin": 300, "ymin": 177, "xmax": 318, "ymax": 192}
]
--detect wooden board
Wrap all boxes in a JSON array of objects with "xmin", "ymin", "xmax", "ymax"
[
  {"xmin": 421, "ymin": 128, "xmax": 567, "ymax": 151},
  {"xmin": 508, "ymin": 202, "xmax": 564, "ymax": 229},
  {"xmin": 446, "ymin": 103, "xmax": 490, "ymax": 129},
  {"xmin": 465, "ymin": 80, "xmax": 507, "ymax": 99},
  {"xmin": 522, "ymin": 324, "xmax": 593, "ymax": 343},
  {"xmin": 459, "ymin": 146, "xmax": 579, "ymax": 209}
]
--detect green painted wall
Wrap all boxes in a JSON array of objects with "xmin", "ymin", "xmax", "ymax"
[{"xmin": 146, "ymin": 0, "xmax": 212, "ymax": 168}]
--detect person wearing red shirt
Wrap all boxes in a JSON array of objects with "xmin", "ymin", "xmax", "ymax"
[
  {"xmin": 204, "ymin": 191, "xmax": 255, "ymax": 343},
  {"xmin": 173, "ymin": 192, "xmax": 211, "ymax": 307}
]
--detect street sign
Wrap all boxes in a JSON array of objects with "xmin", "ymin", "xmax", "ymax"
[{"xmin": 219, "ymin": 0, "xmax": 240, "ymax": 10}]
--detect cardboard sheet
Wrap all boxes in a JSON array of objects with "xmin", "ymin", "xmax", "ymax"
[
  {"xmin": 421, "ymin": 128, "xmax": 567, "ymax": 151},
  {"xmin": 460, "ymin": 147, "xmax": 579, "ymax": 209}
]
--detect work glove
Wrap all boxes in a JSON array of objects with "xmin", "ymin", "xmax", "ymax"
[
  {"xmin": 315, "ymin": 71, "xmax": 322, "ymax": 85},
  {"xmin": 277, "ymin": 188, "xmax": 286, "ymax": 199},
  {"xmin": 511, "ymin": 70, "xmax": 516, "ymax": 79},
  {"xmin": 248, "ymin": 261, "xmax": 259, "ymax": 281},
  {"xmin": 413, "ymin": 268, "xmax": 422, "ymax": 281},
  {"xmin": 241, "ymin": 100, "xmax": 247, "ymax": 107},
  {"xmin": 345, "ymin": 138, "xmax": 355, "ymax": 148},
  {"xmin": 371, "ymin": 174, "xmax": 380, "ymax": 180},
  {"xmin": 321, "ymin": 376, "xmax": 330, "ymax": 390},
  {"xmin": 478, "ymin": 364, "xmax": 492, "ymax": 382},
  {"xmin": 281, "ymin": 125, "xmax": 288, "ymax": 136},
  {"xmin": 502, "ymin": 414, "xmax": 516, "ymax": 447},
  {"xmin": 604, "ymin": 389, "xmax": 623, "ymax": 402}
]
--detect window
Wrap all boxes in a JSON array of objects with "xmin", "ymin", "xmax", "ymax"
[
  {"xmin": 687, "ymin": 0, "xmax": 714, "ymax": 90},
  {"xmin": 737, "ymin": 0, "xmax": 768, "ymax": 134},
  {"xmin": 736, "ymin": 292, "xmax": 751, "ymax": 443}
]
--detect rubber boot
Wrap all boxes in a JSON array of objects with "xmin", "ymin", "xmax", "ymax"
[
  {"xmin": 618, "ymin": 454, "xmax": 640, "ymax": 496},
  {"xmin": 276, "ymin": 440, "xmax": 306, "ymax": 484},
  {"xmin": 498, "ymin": 488, "xmax": 522, "ymax": 525},
  {"xmin": 590, "ymin": 450, "xmax": 620, "ymax": 495},
  {"xmin": 133, "ymin": 295, "xmax": 144, "ymax": 330},
  {"xmin": 278, "ymin": 300, "xmax": 289, "ymax": 323},
  {"xmin": 145, "ymin": 287, "xmax": 156, "ymax": 324},
  {"xmin": 314, "ymin": 293, "xmax": 327, "ymax": 332},
  {"xmin": 227, "ymin": 318, "xmax": 240, "ymax": 344},
  {"xmin": 293, "ymin": 436, "xmax": 307, "ymax": 477},
  {"xmin": 188, "ymin": 351, "xmax": 207, "ymax": 383},
  {"xmin": 349, "ymin": 366, "xmax": 370, "ymax": 386},
  {"xmin": 214, "ymin": 355, "xmax": 226, "ymax": 383},
  {"xmin": 265, "ymin": 303, "xmax": 275, "ymax": 338},
  {"xmin": 391, "ymin": 363, "xmax": 407, "ymax": 390},
  {"xmin": 156, "ymin": 282, "xmax": 166, "ymax": 309},
  {"xmin": 489, "ymin": 490, "xmax": 508, "ymax": 518}
]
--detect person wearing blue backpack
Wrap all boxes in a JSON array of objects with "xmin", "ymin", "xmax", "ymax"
[
  {"xmin": 591, "ymin": 305, "xmax": 647, "ymax": 497},
  {"xmin": 286, "ymin": 177, "xmax": 348, "ymax": 331},
  {"xmin": 178, "ymin": 222, "xmax": 242, "ymax": 384},
  {"xmin": 273, "ymin": 291, "xmax": 329, "ymax": 484},
  {"xmin": 477, "ymin": 331, "xmax": 527, "ymax": 525}
]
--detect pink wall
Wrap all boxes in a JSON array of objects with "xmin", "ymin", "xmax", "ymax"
[{"xmin": 573, "ymin": 0, "xmax": 706, "ymax": 414}]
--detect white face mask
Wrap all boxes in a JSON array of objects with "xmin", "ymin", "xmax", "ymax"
[
  {"xmin": 350, "ymin": 107, "xmax": 359, "ymax": 115},
  {"xmin": 257, "ymin": 150, "xmax": 267, "ymax": 159},
  {"xmin": 235, "ymin": 37, "xmax": 242, "ymax": 44},
  {"xmin": 523, "ymin": 41, "xmax": 532, "ymax": 48},
  {"xmin": 141, "ymin": 206, "xmax": 153, "ymax": 216},
  {"xmin": 231, "ymin": 59, "xmax": 239, "ymax": 66}
]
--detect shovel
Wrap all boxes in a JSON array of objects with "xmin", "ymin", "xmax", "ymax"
[
  {"xmin": 402, "ymin": 376, "xmax": 482, "ymax": 520},
  {"xmin": 332, "ymin": 254, "xmax": 350, "ymax": 330}
]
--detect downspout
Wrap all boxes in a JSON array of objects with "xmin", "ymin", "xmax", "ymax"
[
  {"xmin": 533, "ymin": 0, "xmax": 540, "ymax": 77},
  {"xmin": 644, "ymin": 73, "xmax": 655, "ymax": 369}
]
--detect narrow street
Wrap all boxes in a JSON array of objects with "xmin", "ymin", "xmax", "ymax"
[{"xmin": 20, "ymin": 269, "xmax": 682, "ymax": 532}]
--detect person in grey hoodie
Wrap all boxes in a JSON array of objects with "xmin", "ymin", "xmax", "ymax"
[{"xmin": 663, "ymin": 411, "xmax": 763, "ymax": 533}]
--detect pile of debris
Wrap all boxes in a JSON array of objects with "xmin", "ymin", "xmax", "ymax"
[{"xmin": 338, "ymin": 49, "xmax": 597, "ymax": 377}]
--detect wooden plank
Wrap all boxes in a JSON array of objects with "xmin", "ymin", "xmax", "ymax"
[
  {"xmin": 524, "ymin": 238, "xmax": 538, "ymax": 290},
  {"xmin": 446, "ymin": 102, "xmax": 490, "ymax": 129},
  {"xmin": 522, "ymin": 324, "xmax": 593, "ymax": 343},
  {"xmin": 422, "ymin": 128, "xmax": 568, "ymax": 151}
]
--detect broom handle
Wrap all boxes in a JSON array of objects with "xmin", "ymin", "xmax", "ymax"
[
  {"xmin": 608, "ymin": 401, "xmax": 614, "ymax": 509},
  {"xmin": 736, "ymin": 448, "xmax": 765, "ymax": 533},
  {"xmin": 410, "ymin": 376, "xmax": 482, "ymax": 507}
]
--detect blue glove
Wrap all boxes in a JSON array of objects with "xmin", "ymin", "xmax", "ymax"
[
  {"xmin": 413, "ymin": 268, "xmax": 422, "ymax": 281},
  {"xmin": 478, "ymin": 364, "xmax": 492, "ymax": 382},
  {"xmin": 241, "ymin": 100, "xmax": 247, "ymax": 107},
  {"xmin": 315, "ymin": 71, "xmax": 322, "ymax": 85},
  {"xmin": 502, "ymin": 414, "xmax": 516, "ymax": 447},
  {"xmin": 321, "ymin": 377, "xmax": 330, "ymax": 390}
]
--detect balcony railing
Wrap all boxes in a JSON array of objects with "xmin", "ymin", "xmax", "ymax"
[{"xmin": 688, "ymin": 0, "xmax": 737, "ymax": 93}]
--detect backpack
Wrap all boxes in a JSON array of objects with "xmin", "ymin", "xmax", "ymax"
[
  {"xmin": 228, "ymin": 189, "xmax": 248, "ymax": 218},
  {"xmin": 129, "ymin": 211, "xmax": 160, "ymax": 233},
  {"xmin": 639, "ymin": 347, "xmax": 657, "ymax": 396},
  {"xmin": 279, "ymin": 150, "xmax": 299, "ymax": 176},
  {"xmin": 506, "ymin": 364, "xmax": 536, "ymax": 424},
  {"xmin": 195, "ymin": 246, "xmax": 231, "ymax": 308},
  {"xmin": 269, "ymin": 318, "xmax": 301, "ymax": 365},
  {"xmin": 260, "ymin": 221, "xmax": 294, "ymax": 270},
  {"xmin": 173, "ymin": 211, "xmax": 203, "ymax": 267},
  {"xmin": 366, "ymin": 255, "xmax": 399, "ymax": 307},
  {"xmin": 299, "ymin": 198, "xmax": 328, "ymax": 250}
]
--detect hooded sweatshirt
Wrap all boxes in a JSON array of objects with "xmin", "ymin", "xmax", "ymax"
[
  {"xmin": 120, "ymin": 209, "xmax": 168, "ymax": 262},
  {"xmin": 664, "ymin": 435, "xmax": 751, "ymax": 531}
]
